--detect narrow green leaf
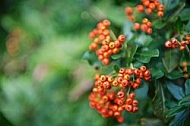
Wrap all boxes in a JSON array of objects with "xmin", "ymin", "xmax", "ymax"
[
  {"xmin": 137, "ymin": 49, "xmax": 159, "ymax": 63},
  {"xmin": 113, "ymin": 65, "xmax": 120, "ymax": 73},
  {"xmin": 162, "ymin": 49, "xmax": 179, "ymax": 73},
  {"xmin": 166, "ymin": 105, "xmax": 185, "ymax": 117},
  {"xmin": 166, "ymin": 81, "xmax": 185, "ymax": 100},
  {"xmin": 152, "ymin": 80, "xmax": 169, "ymax": 123},
  {"xmin": 127, "ymin": 45, "xmax": 138, "ymax": 66},
  {"xmin": 111, "ymin": 53, "xmax": 122, "ymax": 60},
  {"xmin": 165, "ymin": 100, "xmax": 178, "ymax": 109},
  {"xmin": 185, "ymin": 79, "xmax": 190, "ymax": 95},
  {"xmin": 179, "ymin": 94, "xmax": 190, "ymax": 107},
  {"xmin": 169, "ymin": 109, "xmax": 189, "ymax": 126}
]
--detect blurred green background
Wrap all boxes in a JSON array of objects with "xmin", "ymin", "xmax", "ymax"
[
  {"xmin": 0, "ymin": 0, "xmax": 154, "ymax": 126},
  {"xmin": 0, "ymin": 0, "xmax": 120, "ymax": 126}
]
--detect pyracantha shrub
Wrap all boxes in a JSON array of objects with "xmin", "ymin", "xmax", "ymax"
[{"xmin": 83, "ymin": 0, "xmax": 190, "ymax": 125}]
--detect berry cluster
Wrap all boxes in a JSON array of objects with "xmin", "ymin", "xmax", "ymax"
[
  {"xmin": 125, "ymin": 0, "xmax": 164, "ymax": 34},
  {"xmin": 89, "ymin": 66, "xmax": 151, "ymax": 123},
  {"xmin": 88, "ymin": 19, "xmax": 126, "ymax": 66},
  {"xmin": 133, "ymin": 18, "xmax": 153, "ymax": 34},
  {"xmin": 165, "ymin": 37, "xmax": 190, "ymax": 50}
]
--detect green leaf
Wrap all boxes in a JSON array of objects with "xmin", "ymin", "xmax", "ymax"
[
  {"xmin": 136, "ymin": 33, "xmax": 153, "ymax": 46},
  {"xmin": 165, "ymin": 70, "xmax": 184, "ymax": 80},
  {"xmin": 185, "ymin": 79, "xmax": 190, "ymax": 95},
  {"xmin": 166, "ymin": 81, "xmax": 185, "ymax": 100},
  {"xmin": 185, "ymin": 20, "xmax": 190, "ymax": 32},
  {"xmin": 162, "ymin": 49, "xmax": 179, "ymax": 73},
  {"xmin": 113, "ymin": 65, "xmax": 120, "ymax": 73},
  {"xmin": 179, "ymin": 94, "xmax": 190, "ymax": 107},
  {"xmin": 111, "ymin": 52, "xmax": 122, "ymax": 60},
  {"xmin": 149, "ymin": 67, "xmax": 164, "ymax": 79},
  {"xmin": 152, "ymin": 80, "xmax": 169, "ymax": 123},
  {"xmin": 153, "ymin": 20, "xmax": 166, "ymax": 29},
  {"xmin": 169, "ymin": 109, "xmax": 189, "ymax": 126},
  {"xmin": 126, "ymin": 45, "xmax": 138, "ymax": 66},
  {"xmin": 82, "ymin": 51, "xmax": 101, "ymax": 67},
  {"xmin": 166, "ymin": 105, "xmax": 185, "ymax": 117},
  {"xmin": 165, "ymin": 100, "xmax": 178, "ymax": 108},
  {"xmin": 179, "ymin": 8, "xmax": 190, "ymax": 21},
  {"xmin": 136, "ymin": 49, "xmax": 159, "ymax": 63}
]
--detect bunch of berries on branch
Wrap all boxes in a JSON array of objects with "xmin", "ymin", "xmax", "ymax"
[
  {"xmin": 125, "ymin": 0, "xmax": 164, "ymax": 34},
  {"xmin": 89, "ymin": 66, "xmax": 151, "ymax": 123},
  {"xmin": 165, "ymin": 35, "xmax": 190, "ymax": 50},
  {"xmin": 88, "ymin": 19, "xmax": 126, "ymax": 66}
]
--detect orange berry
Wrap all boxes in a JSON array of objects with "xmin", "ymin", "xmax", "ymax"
[
  {"xmin": 89, "ymin": 32, "xmax": 95, "ymax": 38},
  {"xmin": 109, "ymin": 42, "xmax": 115, "ymax": 49},
  {"xmin": 142, "ymin": 18, "xmax": 149, "ymax": 24},
  {"xmin": 125, "ymin": 104, "xmax": 133, "ymax": 112},
  {"xmin": 102, "ymin": 19, "xmax": 111, "ymax": 27},
  {"xmin": 112, "ymin": 47, "xmax": 119, "ymax": 54},
  {"xmin": 146, "ymin": 28, "xmax": 152, "ymax": 34},
  {"xmin": 141, "ymin": 24, "xmax": 148, "ymax": 32},
  {"xmin": 127, "ymin": 15, "xmax": 136, "ymax": 22},
  {"xmin": 157, "ymin": 4, "xmax": 164, "ymax": 11},
  {"xmin": 117, "ymin": 116, "xmax": 124, "ymax": 123},
  {"xmin": 146, "ymin": 21, "xmax": 152, "ymax": 27},
  {"xmin": 157, "ymin": 11, "xmax": 164, "ymax": 17},
  {"xmin": 179, "ymin": 45, "xmax": 185, "ymax": 50},
  {"xmin": 125, "ymin": 7, "xmax": 133, "ymax": 15},
  {"xmin": 143, "ymin": 0, "xmax": 150, "ymax": 7},
  {"xmin": 118, "ymin": 34, "xmax": 126, "ymax": 43},
  {"xmin": 114, "ymin": 40, "xmax": 121, "ymax": 48},
  {"xmin": 146, "ymin": 8, "xmax": 152, "ymax": 15},
  {"xmin": 149, "ymin": 3, "xmax": 156, "ymax": 10},
  {"xmin": 140, "ymin": 65, "xmax": 147, "ymax": 72},
  {"xmin": 102, "ymin": 29, "xmax": 110, "ymax": 36},
  {"xmin": 133, "ymin": 23, "xmax": 140, "ymax": 30},
  {"xmin": 136, "ymin": 4, "xmax": 144, "ymax": 13},
  {"xmin": 182, "ymin": 61, "xmax": 188, "ymax": 67},
  {"xmin": 165, "ymin": 41, "xmax": 172, "ymax": 48},
  {"xmin": 102, "ymin": 58, "xmax": 110, "ymax": 66},
  {"xmin": 129, "ymin": 92, "xmax": 136, "ymax": 99}
]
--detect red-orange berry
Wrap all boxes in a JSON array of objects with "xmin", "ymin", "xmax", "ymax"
[
  {"xmin": 157, "ymin": 11, "xmax": 164, "ymax": 17},
  {"xmin": 129, "ymin": 92, "xmax": 136, "ymax": 99},
  {"xmin": 140, "ymin": 65, "xmax": 147, "ymax": 72},
  {"xmin": 102, "ymin": 19, "xmax": 111, "ymax": 27},
  {"xmin": 149, "ymin": 3, "xmax": 156, "ymax": 10},
  {"xmin": 132, "ymin": 106, "xmax": 138, "ymax": 113},
  {"xmin": 132, "ymin": 99, "xmax": 138, "ymax": 106},
  {"xmin": 126, "ymin": 97, "xmax": 133, "ymax": 104},
  {"xmin": 125, "ymin": 104, "xmax": 133, "ymax": 112},
  {"xmin": 102, "ymin": 58, "xmax": 110, "ymax": 66},
  {"xmin": 133, "ymin": 23, "xmax": 140, "ymax": 30},
  {"xmin": 146, "ymin": 8, "xmax": 152, "ymax": 15},
  {"xmin": 125, "ymin": 7, "xmax": 133, "ymax": 15},
  {"xmin": 165, "ymin": 41, "xmax": 172, "ymax": 48},
  {"xmin": 136, "ymin": 4, "xmax": 144, "ymax": 13},
  {"xmin": 141, "ymin": 24, "xmax": 148, "ymax": 32},
  {"xmin": 117, "ymin": 90, "xmax": 125, "ymax": 98},
  {"xmin": 118, "ymin": 35, "xmax": 126, "ymax": 43},
  {"xmin": 146, "ymin": 28, "xmax": 152, "ymax": 34},
  {"xmin": 117, "ymin": 116, "xmax": 124, "ymax": 123}
]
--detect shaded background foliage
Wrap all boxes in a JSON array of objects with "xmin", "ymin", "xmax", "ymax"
[{"xmin": 0, "ymin": 0, "xmax": 190, "ymax": 126}]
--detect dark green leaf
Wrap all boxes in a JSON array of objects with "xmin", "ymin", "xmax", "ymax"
[
  {"xmin": 166, "ymin": 105, "xmax": 185, "ymax": 117},
  {"xmin": 111, "ymin": 52, "xmax": 122, "ymax": 60},
  {"xmin": 126, "ymin": 45, "xmax": 138, "ymax": 66},
  {"xmin": 162, "ymin": 49, "xmax": 179, "ymax": 73},
  {"xmin": 185, "ymin": 79, "xmax": 190, "ymax": 95},
  {"xmin": 136, "ymin": 33, "xmax": 153, "ymax": 46},
  {"xmin": 165, "ymin": 70, "xmax": 184, "ymax": 80},
  {"xmin": 169, "ymin": 109, "xmax": 189, "ymax": 126},
  {"xmin": 82, "ymin": 51, "xmax": 101, "ymax": 67},
  {"xmin": 165, "ymin": 100, "xmax": 178, "ymax": 109},
  {"xmin": 149, "ymin": 67, "xmax": 164, "ymax": 79},
  {"xmin": 166, "ymin": 81, "xmax": 185, "ymax": 100},
  {"xmin": 185, "ymin": 20, "xmax": 190, "ymax": 32},
  {"xmin": 137, "ymin": 49, "xmax": 159, "ymax": 63},
  {"xmin": 153, "ymin": 20, "xmax": 166, "ymax": 29},
  {"xmin": 179, "ymin": 8, "xmax": 190, "ymax": 21},
  {"xmin": 113, "ymin": 65, "xmax": 120, "ymax": 73},
  {"xmin": 179, "ymin": 94, "xmax": 190, "ymax": 107},
  {"xmin": 152, "ymin": 80, "xmax": 169, "ymax": 123}
]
